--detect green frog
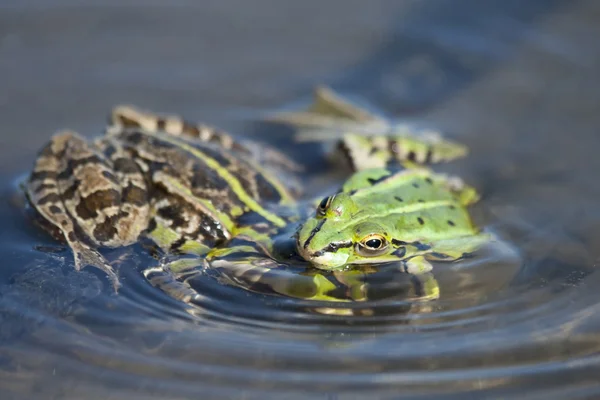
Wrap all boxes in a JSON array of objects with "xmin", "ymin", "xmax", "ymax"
[{"xmin": 25, "ymin": 87, "xmax": 490, "ymax": 308}]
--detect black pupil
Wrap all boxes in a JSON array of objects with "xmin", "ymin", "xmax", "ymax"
[
  {"xmin": 318, "ymin": 197, "xmax": 330, "ymax": 210},
  {"xmin": 365, "ymin": 238, "xmax": 382, "ymax": 249}
]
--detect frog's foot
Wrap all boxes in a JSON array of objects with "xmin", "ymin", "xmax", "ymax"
[
  {"xmin": 410, "ymin": 272, "xmax": 440, "ymax": 302},
  {"xmin": 143, "ymin": 258, "xmax": 206, "ymax": 303},
  {"xmin": 72, "ymin": 243, "xmax": 121, "ymax": 291}
]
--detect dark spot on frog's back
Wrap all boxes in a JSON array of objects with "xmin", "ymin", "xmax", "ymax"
[
  {"xmin": 29, "ymin": 170, "xmax": 58, "ymax": 182},
  {"xmin": 448, "ymin": 220, "xmax": 456, "ymax": 226},
  {"xmin": 367, "ymin": 174, "xmax": 390, "ymax": 185},
  {"xmin": 37, "ymin": 193, "xmax": 61, "ymax": 206},
  {"xmin": 33, "ymin": 183, "xmax": 56, "ymax": 195},
  {"xmin": 93, "ymin": 216, "xmax": 119, "ymax": 243},
  {"xmin": 62, "ymin": 179, "xmax": 81, "ymax": 201},
  {"xmin": 56, "ymin": 156, "xmax": 103, "ymax": 181},
  {"xmin": 113, "ymin": 157, "xmax": 141, "ymax": 174},
  {"xmin": 122, "ymin": 184, "xmax": 147, "ymax": 206},
  {"xmin": 417, "ymin": 217, "xmax": 424, "ymax": 225},
  {"xmin": 76, "ymin": 189, "xmax": 121, "ymax": 220},
  {"xmin": 156, "ymin": 203, "xmax": 188, "ymax": 228}
]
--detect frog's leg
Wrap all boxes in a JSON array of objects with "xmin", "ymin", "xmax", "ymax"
[
  {"xmin": 267, "ymin": 86, "xmax": 467, "ymax": 171},
  {"xmin": 338, "ymin": 133, "xmax": 469, "ymax": 171},
  {"xmin": 143, "ymin": 258, "xmax": 208, "ymax": 303},
  {"xmin": 210, "ymin": 256, "xmax": 350, "ymax": 302},
  {"xmin": 143, "ymin": 241, "xmax": 352, "ymax": 304},
  {"xmin": 108, "ymin": 105, "xmax": 302, "ymax": 173},
  {"xmin": 109, "ymin": 105, "xmax": 243, "ymax": 152},
  {"xmin": 332, "ymin": 270, "xmax": 369, "ymax": 301},
  {"xmin": 26, "ymin": 132, "xmax": 151, "ymax": 290},
  {"xmin": 409, "ymin": 272, "xmax": 440, "ymax": 302},
  {"xmin": 203, "ymin": 232, "xmax": 349, "ymax": 302},
  {"xmin": 140, "ymin": 199, "xmax": 232, "ymax": 300}
]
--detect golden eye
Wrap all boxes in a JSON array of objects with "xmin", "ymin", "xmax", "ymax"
[
  {"xmin": 355, "ymin": 234, "xmax": 388, "ymax": 257},
  {"xmin": 316, "ymin": 196, "xmax": 333, "ymax": 217}
]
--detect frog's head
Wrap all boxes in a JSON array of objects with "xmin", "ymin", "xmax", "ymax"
[{"xmin": 296, "ymin": 192, "xmax": 404, "ymax": 269}]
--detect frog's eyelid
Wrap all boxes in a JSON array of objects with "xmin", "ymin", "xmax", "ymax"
[{"xmin": 316, "ymin": 195, "xmax": 335, "ymax": 217}]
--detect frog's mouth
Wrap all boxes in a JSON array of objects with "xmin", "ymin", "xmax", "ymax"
[{"xmin": 296, "ymin": 241, "xmax": 353, "ymax": 270}]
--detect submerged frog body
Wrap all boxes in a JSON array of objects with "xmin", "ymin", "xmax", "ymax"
[{"xmin": 25, "ymin": 87, "xmax": 490, "ymax": 306}]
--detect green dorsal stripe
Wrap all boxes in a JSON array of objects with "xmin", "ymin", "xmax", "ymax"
[
  {"xmin": 145, "ymin": 131, "xmax": 287, "ymax": 228},
  {"xmin": 337, "ymin": 200, "xmax": 457, "ymax": 232}
]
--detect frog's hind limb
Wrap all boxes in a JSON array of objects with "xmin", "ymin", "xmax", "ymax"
[
  {"xmin": 108, "ymin": 105, "xmax": 302, "ymax": 174},
  {"xmin": 26, "ymin": 132, "xmax": 151, "ymax": 290},
  {"xmin": 338, "ymin": 133, "xmax": 468, "ymax": 172}
]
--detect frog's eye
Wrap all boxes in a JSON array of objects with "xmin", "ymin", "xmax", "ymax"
[
  {"xmin": 316, "ymin": 196, "xmax": 333, "ymax": 217},
  {"xmin": 355, "ymin": 234, "xmax": 389, "ymax": 257}
]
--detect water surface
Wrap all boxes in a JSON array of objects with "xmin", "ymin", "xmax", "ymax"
[{"xmin": 1, "ymin": 1, "xmax": 600, "ymax": 399}]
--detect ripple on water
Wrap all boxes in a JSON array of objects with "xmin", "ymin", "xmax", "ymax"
[{"xmin": 2, "ymin": 222, "xmax": 600, "ymax": 400}]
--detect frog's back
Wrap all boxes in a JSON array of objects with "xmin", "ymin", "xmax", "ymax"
[
  {"xmin": 351, "ymin": 171, "xmax": 478, "ymax": 243},
  {"xmin": 108, "ymin": 106, "xmax": 298, "ymax": 208}
]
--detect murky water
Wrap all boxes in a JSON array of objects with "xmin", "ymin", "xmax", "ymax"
[{"xmin": 2, "ymin": 1, "xmax": 600, "ymax": 399}]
